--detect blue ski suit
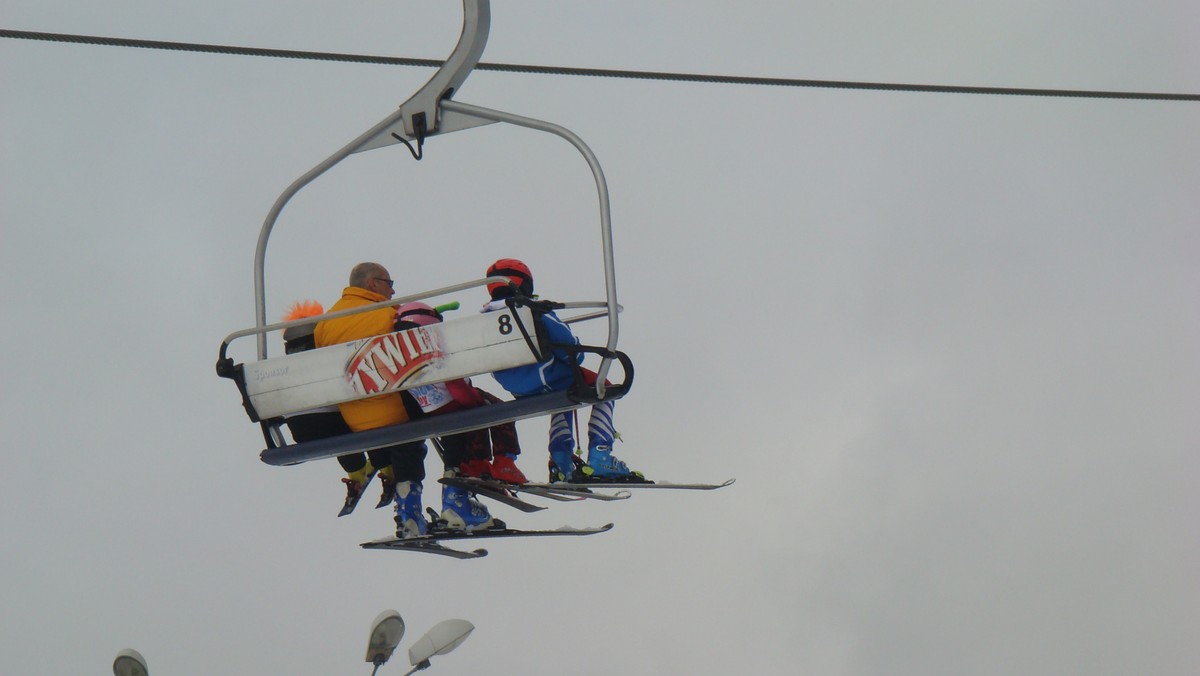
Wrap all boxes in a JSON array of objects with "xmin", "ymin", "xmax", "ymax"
[
  {"xmin": 481, "ymin": 300, "xmax": 615, "ymax": 457},
  {"xmin": 483, "ymin": 300, "xmax": 581, "ymax": 396}
]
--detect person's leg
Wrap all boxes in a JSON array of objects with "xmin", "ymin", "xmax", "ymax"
[
  {"xmin": 388, "ymin": 442, "xmax": 429, "ymax": 538},
  {"xmin": 547, "ymin": 411, "xmax": 578, "ymax": 482}
]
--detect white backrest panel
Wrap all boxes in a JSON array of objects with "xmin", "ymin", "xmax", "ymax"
[{"xmin": 244, "ymin": 306, "xmax": 537, "ymax": 419}]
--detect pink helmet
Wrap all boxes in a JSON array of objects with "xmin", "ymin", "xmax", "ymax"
[{"xmin": 395, "ymin": 301, "xmax": 443, "ymax": 328}]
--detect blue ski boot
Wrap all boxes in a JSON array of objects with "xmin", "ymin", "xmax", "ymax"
[
  {"xmin": 440, "ymin": 483, "xmax": 500, "ymax": 532},
  {"xmin": 393, "ymin": 481, "xmax": 428, "ymax": 539},
  {"xmin": 549, "ymin": 450, "xmax": 581, "ymax": 483},
  {"xmin": 583, "ymin": 445, "xmax": 645, "ymax": 481}
]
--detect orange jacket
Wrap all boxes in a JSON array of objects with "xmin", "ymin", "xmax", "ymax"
[{"xmin": 314, "ymin": 286, "xmax": 410, "ymax": 431}]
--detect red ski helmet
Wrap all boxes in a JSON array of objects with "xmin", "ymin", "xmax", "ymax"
[
  {"xmin": 395, "ymin": 301, "xmax": 443, "ymax": 329},
  {"xmin": 486, "ymin": 258, "xmax": 534, "ymax": 299}
]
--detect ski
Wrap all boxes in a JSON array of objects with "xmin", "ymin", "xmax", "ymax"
[
  {"xmin": 437, "ymin": 476, "xmax": 546, "ymax": 513},
  {"xmin": 337, "ymin": 469, "xmax": 378, "ymax": 517},
  {"xmin": 441, "ymin": 476, "xmax": 629, "ymax": 503},
  {"xmin": 437, "ymin": 476, "xmax": 734, "ymax": 509},
  {"xmin": 375, "ymin": 478, "xmax": 396, "ymax": 510},
  {"xmin": 519, "ymin": 484, "xmax": 631, "ymax": 501},
  {"xmin": 360, "ymin": 539, "xmax": 489, "ymax": 560},
  {"xmin": 533, "ymin": 477, "xmax": 736, "ymax": 491},
  {"xmin": 361, "ymin": 523, "xmax": 613, "ymax": 558}
]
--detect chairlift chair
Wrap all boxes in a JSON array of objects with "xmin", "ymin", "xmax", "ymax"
[{"xmin": 215, "ymin": 0, "xmax": 633, "ymax": 466}]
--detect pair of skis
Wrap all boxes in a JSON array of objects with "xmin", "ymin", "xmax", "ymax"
[
  {"xmin": 442, "ymin": 475, "xmax": 736, "ymax": 513},
  {"xmin": 359, "ymin": 477, "xmax": 735, "ymax": 559},
  {"xmin": 361, "ymin": 522, "xmax": 615, "ymax": 560}
]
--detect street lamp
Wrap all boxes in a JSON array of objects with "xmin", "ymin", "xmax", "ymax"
[
  {"xmin": 403, "ymin": 619, "xmax": 475, "ymax": 675},
  {"xmin": 110, "ymin": 611, "xmax": 472, "ymax": 675},
  {"xmin": 112, "ymin": 648, "xmax": 148, "ymax": 676},
  {"xmin": 367, "ymin": 610, "xmax": 407, "ymax": 675},
  {"xmin": 366, "ymin": 611, "xmax": 475, "ymax": 674}
]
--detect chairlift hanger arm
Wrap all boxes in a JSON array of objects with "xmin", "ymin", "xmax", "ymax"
[
  {"xmin": 397, "ymin": 0, "xmax": 490, "ymax": 139},
  {"xmin": 246, "ymin": 0, "xmax": 619, "ymax": 399}
]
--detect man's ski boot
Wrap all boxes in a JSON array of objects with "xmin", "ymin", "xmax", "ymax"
[
  {"xmin": 489, "ymin": 453, "xmax": 528, "ymax": 484},
  {"xmin": 393, "ymin": 481, "xmax": 429, "ymax": 539},
  {"xmin": 580, "ymin": 445, "xmax": 647, "ymax": 483},
  {"xmin": 439, "ymin": 483, "xmax": 503, "ymax": 532}
]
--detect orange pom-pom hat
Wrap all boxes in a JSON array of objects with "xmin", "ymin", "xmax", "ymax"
[{"xmin": 282, "ymin": 299, "xmax": 325, "ymax": 322}]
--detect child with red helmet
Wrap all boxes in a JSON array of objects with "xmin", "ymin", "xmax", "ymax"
[{"xmin": 482, "ymin": 259, "xmax": 642, "ymax": 482}]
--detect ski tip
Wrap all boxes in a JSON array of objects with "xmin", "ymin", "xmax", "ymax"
[{"xmin": 544, "ymin": 522, "xmax": 614, "ymax": 534}]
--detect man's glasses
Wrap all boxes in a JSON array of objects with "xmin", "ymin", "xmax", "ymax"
[{"xmin": 373, "ymin": 277, "xmax": 395, "ymax": 288}]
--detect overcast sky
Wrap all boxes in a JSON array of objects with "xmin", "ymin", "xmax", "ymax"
[{"xmin": 2, "ymin": 2, "xmax": 1197, "ymax": 674}]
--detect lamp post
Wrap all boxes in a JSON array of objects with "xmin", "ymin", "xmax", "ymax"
[
  {"xmin": 112, "ymin": 648, "xmax": 148, "ymax": 676},
  {"xmin": 366, "ymin": 611, "xmax": 475, "ymax": 675}
]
